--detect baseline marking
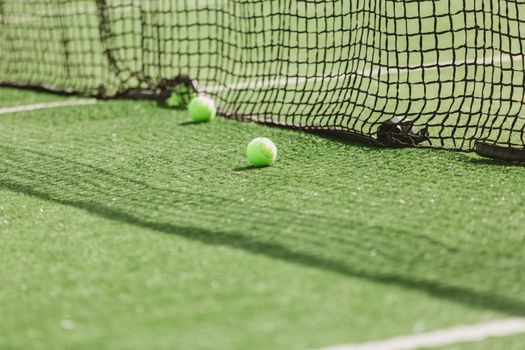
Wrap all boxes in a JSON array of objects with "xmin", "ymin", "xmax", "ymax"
[
  {"xmin": 3, "ymin": 3, "xmax": 97, "ymax": 24},
  {"xmin": 0, "ymin": 99, "xmax": 98, "ymax": 115},
  {"xmin": 203, "ymin": 54, "xmax": 522, "ymax": 93},
  {"xmin": 320, "ymin": 318, "xmax": 525, "ymax": 350},
  {"xmin": 4, "ymin": 0, "xmax": 227, "ymax": 24}
]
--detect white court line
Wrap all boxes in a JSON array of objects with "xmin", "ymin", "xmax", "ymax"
[
  {"xmin": 3, "ymin": 4, "xmax": 97, "ymax": 24},
  {"xmin": 4, "ymin": 0, "xmax": 227, "ymax": 25},
  {"xmin": 0, "ymin": 99, "xmax": 98, "ymax": 115},
  {"xmin": 321, "ymin": 318, "xmax": 525, "ymax": 350},
  {"xmin": 203, "ymin": 53, "xmax": 524, "ymax": 93}
]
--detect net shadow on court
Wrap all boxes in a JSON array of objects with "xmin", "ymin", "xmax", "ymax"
[{"xmin": 1, "ymin": 143, "xmax": 524, "ymax": 316}]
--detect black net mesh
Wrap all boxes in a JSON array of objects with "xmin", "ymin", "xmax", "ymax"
[{"xmin": 1, "ymin": 0, "xmax": 525, "ymax": 152}]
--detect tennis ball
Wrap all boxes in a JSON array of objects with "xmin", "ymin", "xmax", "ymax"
[
  {"xmin": 167, "ymin": 91, "xmax": 185, "ymax": 108},
  {"xmin": 246, "ymin": 138, "xmax": 277, "ymax": 167},
  {"xmin": 165, "ymin": 77, "xmax": 197, "ymax": 108},
  {"xmin": 188, "ymin": 95, "xmax": 216, "ymax": 122}
]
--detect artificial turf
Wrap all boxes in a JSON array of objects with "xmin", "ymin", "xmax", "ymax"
[
  {"xmin": 0, "ymin": 88, "xmax": 72, "ymax": 108},
  {"xmin": 0, "ymin": 86, "xmax": 524, "ymax": 349}
]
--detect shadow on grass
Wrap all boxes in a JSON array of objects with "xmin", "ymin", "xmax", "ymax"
[
  {"xmin": 179, "ymin": 121, "xmax": 197, "ymax": 126},
  {"xmin": 1, "ymin": 144, "xmax": 524, "ymax": 316},
  {"xmin": 468, "ymin": 158, "xmax": 525, "ymax": 167},
  {"xmin": 305, "ymin": 130, "xmax": 382, "ymax": 149},
  {"xmin": 232, "ymin": 165, "xmax": 267, "ymax": 172}
]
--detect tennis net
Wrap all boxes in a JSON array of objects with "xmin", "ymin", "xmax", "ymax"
[{"xmin": 1, "ymin": 0, "xmax": 525, "ymax": 157}]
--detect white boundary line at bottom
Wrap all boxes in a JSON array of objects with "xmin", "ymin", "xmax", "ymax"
[
  {"xmin": 0, "ymin": 99, "xmax": 98, "ymax": 115},
  {"xmin": 320, "ymin": 318, "xmax": 525, "ymax": 350}
]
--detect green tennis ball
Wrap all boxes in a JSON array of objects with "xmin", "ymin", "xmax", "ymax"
[
  {"xmin": 188, "ymin": 96, "xmax": 216, "ymax": 122},
  {"xmin": 167, "ymin": 91, "xmax": 185, "ymax": 107},
  {"xmin": 166, "ymin": 84, "xmax": 196, "ymax": 108},
  {"xmin": 246, "ymin": 138, "xmax": 277, "ymax": 167}
]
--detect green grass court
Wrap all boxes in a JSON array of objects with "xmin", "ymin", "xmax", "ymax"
[
  {"xmin": 1, "ymin": 86, "xmax": 525, "ymax": 349},
  {"xmin": 2, "ymin": 0, "xmax": 525, "ymax": 349}
]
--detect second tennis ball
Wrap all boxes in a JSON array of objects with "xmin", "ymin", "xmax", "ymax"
[
  {"xmin": 246, "ymin": 138, "xmax": 277, "ymax": 167},
  {"xmin": 188, "ymin": 95, "xmax": 216, "ymax": 122}
]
